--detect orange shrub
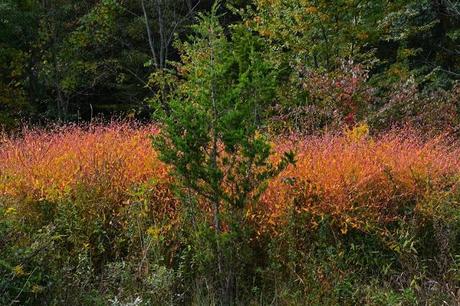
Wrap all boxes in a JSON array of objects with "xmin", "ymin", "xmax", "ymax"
[
  {"xmin": 1, "ymin": 123, "xmax": 459, "ymax": 236},
  {"xmin": 0, "ymin": 122, "xmax": 176, "ymax": 223},
  {"xmin": 257, "ymin": 129, "xmax": 460, "ymax": 234}
]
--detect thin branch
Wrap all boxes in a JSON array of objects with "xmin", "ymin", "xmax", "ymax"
[
  {"xmin": 165, "ymin": 0, "xmax": 201, "ymax": 51},
  {"xmin": 141, "ymin": 0, "xmax": 159, "ymax": 69}
]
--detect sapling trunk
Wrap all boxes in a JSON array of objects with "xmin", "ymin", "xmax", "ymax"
[{"xmin": 152, "ymin": 4, "xmax": 291, "ymax": 303}]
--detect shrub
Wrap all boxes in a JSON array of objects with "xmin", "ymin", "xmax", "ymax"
[{"xmin": 0, "ymin": 122, "xmax": 180, "ymax": 304}]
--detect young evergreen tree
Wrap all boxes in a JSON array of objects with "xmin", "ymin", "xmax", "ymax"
[{"xmin": 153, "ymin": 3, "xmax": 294, "ymax": 303}]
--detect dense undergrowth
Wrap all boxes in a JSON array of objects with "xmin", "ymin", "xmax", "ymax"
[{"xmin": 1, "ymin": 122, "xmax": 460, "ymax": 305}]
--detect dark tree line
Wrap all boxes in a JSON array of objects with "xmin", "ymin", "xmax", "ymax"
[
  {"xmin": 0, "ymin": 0, "xmax": 217, "ymax": 126},
  {"xmin": 1, "ymin": 0, "xmax": 459, "ymax": 131}
]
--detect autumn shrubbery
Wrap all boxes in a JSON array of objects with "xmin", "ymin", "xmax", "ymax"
[
  {"xmin": 0, "ymin": 122, "xmax": 164, "ymax": 202},
  {"xmin": 261, "ymin": 127, "xmax": 460, "ymax": 233},
  {"xmin": 258, "ymin": 127, "xmax": 460, "ymax": 304},
  {"xmin": 0, "ymin": 122, "xmax": 180, "ymax": 305},
  {"xmin": 1, "ymin": 123, "xmax": 460, "ymax": 304}
]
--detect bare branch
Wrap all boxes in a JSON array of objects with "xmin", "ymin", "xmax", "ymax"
[{"xmin": 141, "ymin": 0, "xmax": 159, "ymax": 69}]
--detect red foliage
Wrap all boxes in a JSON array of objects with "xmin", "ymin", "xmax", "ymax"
[{"xmin": 300, "ymin": 60, "xmax": 374, "ymax": 126}]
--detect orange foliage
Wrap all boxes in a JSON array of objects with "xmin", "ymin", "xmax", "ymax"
[
  {"xmin": 258, "ymin": 130, "xmax": 460, "ymax": 234},
  {"xmin": 1, "ymin": 123, "xmax": 459, "ymax": 235},
  {"xmin": 0, "ymin": 122, "xmax": 173, "ymax": 216}
]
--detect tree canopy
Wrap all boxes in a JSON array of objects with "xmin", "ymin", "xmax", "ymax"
[{"xmin": 0, "ymin": 0, "xmax": 459, "ymax": 131}]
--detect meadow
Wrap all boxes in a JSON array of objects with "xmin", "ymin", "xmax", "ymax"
[
  {"xmin": 2, "ymin": 0, "xmax": 460, "ymax": 304},
  {"xmin": 1, "ymin": 122, "xmax": 460, "ymax": 305}
]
